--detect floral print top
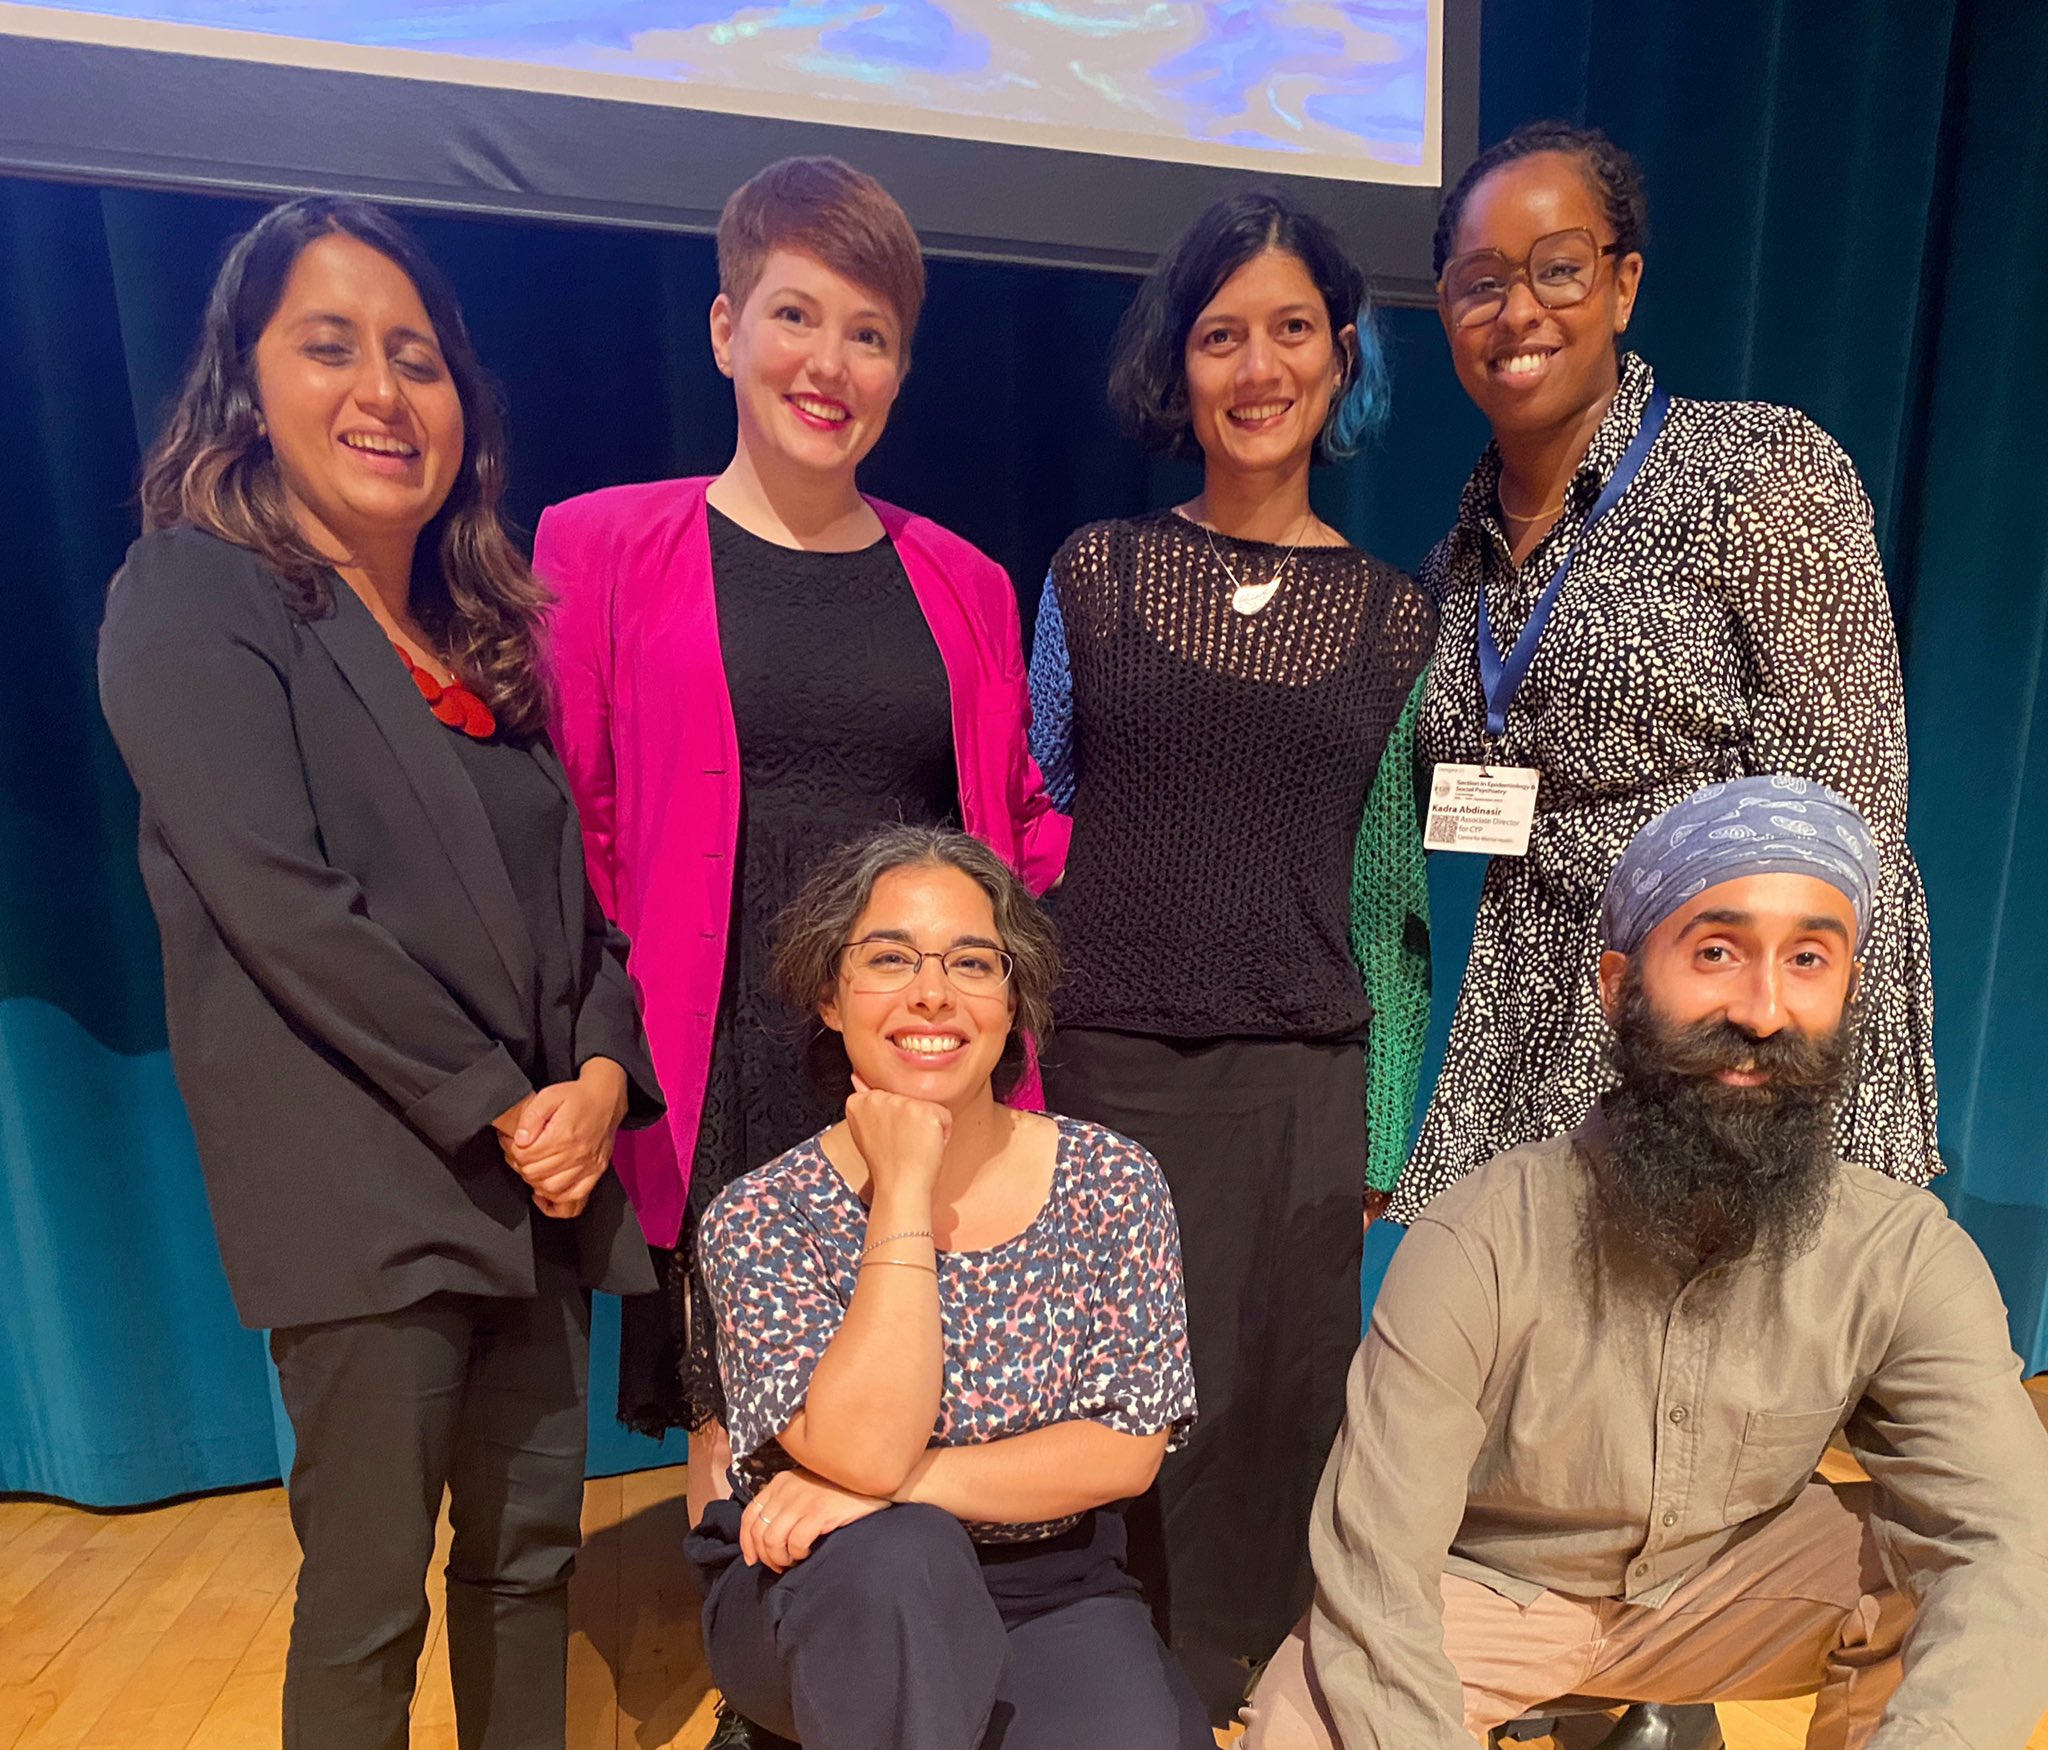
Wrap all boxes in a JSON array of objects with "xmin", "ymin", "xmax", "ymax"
[{"xmin": 700, "ymin": 1115, "xmax": 1198, "ymax": 1542}]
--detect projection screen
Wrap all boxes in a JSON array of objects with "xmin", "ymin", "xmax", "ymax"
[{"xmin": 0, "ymin": 2, "xmax": 1478, "ymax": 298}]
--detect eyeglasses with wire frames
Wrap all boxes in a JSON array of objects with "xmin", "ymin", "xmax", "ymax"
[
  {"xmin": 1437, "ymin": 228, "xmax": 1626, "ymax": 331},
  {"xmin": 837, "ymin": 936, "xmax": 1015, "ymax": 995}
]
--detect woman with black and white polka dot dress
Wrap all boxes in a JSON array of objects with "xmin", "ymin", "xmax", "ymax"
[{"xmin": 1400, "ymin": 120, "xmax": 1939, "ymax": 1230}]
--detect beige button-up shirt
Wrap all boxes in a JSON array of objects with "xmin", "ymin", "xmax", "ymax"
[{"xmin": 1309, "ymin": 1116, "xmax": 2048, "ymax": 1749}]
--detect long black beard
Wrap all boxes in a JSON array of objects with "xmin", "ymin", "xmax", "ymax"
[{"xmin": 1593, "ymin": 967, "xmax": 1851, "ymax": 1278}]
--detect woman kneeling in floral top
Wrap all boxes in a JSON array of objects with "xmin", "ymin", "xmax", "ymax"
[{"xmin": 687, "ymin": 825, "xmax": 1209, "ymax": 1750}]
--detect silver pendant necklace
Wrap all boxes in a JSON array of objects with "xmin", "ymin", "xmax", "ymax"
[{"xmin": 1199, "ymin": 507, "xmax": 1315, "ymax": 616}]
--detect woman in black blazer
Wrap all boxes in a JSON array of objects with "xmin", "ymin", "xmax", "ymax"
[{"xmin": 98, "ymin": 197, "xmax": 662, "ymax": 1750}]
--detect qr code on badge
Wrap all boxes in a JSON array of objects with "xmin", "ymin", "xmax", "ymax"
[{"xmin": 1427, "ymin": 812, "xmax": 1463, "ymax": 849}]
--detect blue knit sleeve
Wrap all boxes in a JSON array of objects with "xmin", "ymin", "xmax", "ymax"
[{"xmin": 1027, "ymin": 572, "xmax": 1076, "ymax": 813}]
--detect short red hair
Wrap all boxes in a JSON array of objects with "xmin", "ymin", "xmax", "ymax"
[{"xmin": 717, "ymin": 157, "xmax": 926, "ymax": 352}]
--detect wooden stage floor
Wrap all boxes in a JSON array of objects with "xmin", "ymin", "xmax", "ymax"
[{"xmin": 5, "ymin": 1378, "xmax": 2046, "ymax": 1749}]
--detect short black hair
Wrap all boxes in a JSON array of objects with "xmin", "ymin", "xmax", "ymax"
[
  {"xmin": 1107, "ymin": 190, "xmax": 1389, "ymax": 465},
  {"xmin": 1432, "ymin": 121, "xmax": 1649, "ymax": 278}
]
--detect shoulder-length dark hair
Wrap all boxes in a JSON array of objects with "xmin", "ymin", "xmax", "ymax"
[
  {"xmin": 1107, "ymin": 190, "xmax": 1391, "ymax": 465},
  {"xmin": 138, "ymin": 195, "xmax": 550, "ymax": 735},
  {"xmin": 769, "ymin": 825, "xmax": 1060, "ymax": 1101}
]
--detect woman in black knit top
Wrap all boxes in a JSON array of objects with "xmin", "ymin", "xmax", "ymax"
[{"xmin": 1027, "ymin": 193, "xmax": 1435, "ymax": 1710}]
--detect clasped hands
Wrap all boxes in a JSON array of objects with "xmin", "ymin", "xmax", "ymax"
[{"xmin": 492, "ymin": 1057, "xmax": 629, "ymax": 1220}]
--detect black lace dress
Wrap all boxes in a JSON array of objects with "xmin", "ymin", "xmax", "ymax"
[{"xmin": 617, "ymin": 507, "xmax": 959, "ymax": 1436}]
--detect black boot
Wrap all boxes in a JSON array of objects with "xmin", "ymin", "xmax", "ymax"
[
  {"xmin": 1590, "ymin": 1704, "xmax": 1725, "ymax": 1750},
  {"xmin": 706, "ymin": 1697, "xmax": 799, "ymax": 1750}
]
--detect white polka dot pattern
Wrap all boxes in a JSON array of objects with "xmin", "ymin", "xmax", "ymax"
[{"xmin": 1403, "ymin": 353, "xmax": 1940, "ymax": 1221}]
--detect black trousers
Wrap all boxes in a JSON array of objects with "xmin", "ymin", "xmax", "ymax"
[
  {"xmin": 1043, "ymin": 1031, "xmax": 1366, "ymax": 1667},
  {"xmin": 269, "ymin": 1241, "xmax": 591, "ymax": 1750},
  {"xmin": 689, "ymin": 1501, "xmax": 1213, "ymax": 1750}
]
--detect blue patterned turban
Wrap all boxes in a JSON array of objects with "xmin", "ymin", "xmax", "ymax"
[{"xmin": 1600, "ymin": 775, "xmax": 1880, "ymax": 954}]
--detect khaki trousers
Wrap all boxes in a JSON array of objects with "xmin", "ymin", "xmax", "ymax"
[{"xmin": 1244, "ymin": 1484, "xmax": 1908, "ymax": 1749}]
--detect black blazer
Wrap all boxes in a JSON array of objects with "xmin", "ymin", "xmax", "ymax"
[{"xmin": 99, "ymin": 528, "xmax": 662, "ymax": 1330}]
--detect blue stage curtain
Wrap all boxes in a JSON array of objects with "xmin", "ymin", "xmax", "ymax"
[
  {"xmin": 5, "ymin": 0, "xmax": 2046, "ymax": 1507},
  {"xmin": 1893, "ymin": 10, "xmax": 2048, "ymax": 1371},
  {"xmin": 0, "ymin": 180, "xmax": 279, "ymax": 1506},
  {"xmin": 1388, "ymin": 0, "xmax": 2048, "ymax": 1375}
]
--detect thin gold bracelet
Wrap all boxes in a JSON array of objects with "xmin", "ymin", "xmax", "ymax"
[
  {"xmin": 862, "ymin": 1228, "xmax": 934, "ymax": 1256},
  {"xmin": 860, "ymin": 1257, "xmax": 938, "ymax": 1275}
]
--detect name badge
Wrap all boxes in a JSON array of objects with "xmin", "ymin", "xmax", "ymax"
[{"xmin": 1424, "ymin": 764, "xmax": 1539, "ymax": 857}]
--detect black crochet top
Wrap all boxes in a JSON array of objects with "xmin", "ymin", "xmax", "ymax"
[{"xmin": 1044, "ymin": 511, "xmax": 1432, "ymax": 1041}]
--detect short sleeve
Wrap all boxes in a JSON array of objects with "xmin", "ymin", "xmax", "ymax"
[
  {"xmin": 1067, "ymin": 1129, "xmax": 1198, "ymax": 1448},
  {"xmin": 698, "ymin": 1168, "xmax": 849, "ymax": 1465}
]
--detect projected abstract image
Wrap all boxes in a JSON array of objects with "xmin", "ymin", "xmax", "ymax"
[{"xmin": 17, "ymin": 2, "xmax": 1438, "ymax": 180}]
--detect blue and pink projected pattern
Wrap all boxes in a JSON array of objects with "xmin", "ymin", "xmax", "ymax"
[{"xmin": 16, "ymin": 2, "xmax": 1438, "ymax": 181}]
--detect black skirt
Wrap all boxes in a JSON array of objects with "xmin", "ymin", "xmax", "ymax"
[{"xmin": 1041, "ymin": 1029, "xmax": 1367, "ymax": 1665}]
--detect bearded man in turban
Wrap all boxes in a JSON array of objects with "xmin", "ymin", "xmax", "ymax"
[{"xmin": 1242, "ymin": 776, "xmax": 2048, "ymax": 1750}]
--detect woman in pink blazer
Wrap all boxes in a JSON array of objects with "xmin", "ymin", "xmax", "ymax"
[{"xmin": 536, "ymin": 157, "xmax": 1068, "ymax": 1522}]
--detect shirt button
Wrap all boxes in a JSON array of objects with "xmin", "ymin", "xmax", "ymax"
[
  {"xmin": 1633, "ymin": 1562, "xmax": 1649, "ymax": 1577},
  {"xmin": 1661, "ymin": 1511, "xmax": 1678, "ymax": 1527},
  {"xmin": 1668, "ymin": 1406, "xmax": 1688, "ymax": 1424}
]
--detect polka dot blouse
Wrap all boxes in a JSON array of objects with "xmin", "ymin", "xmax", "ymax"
[
  {"xmin": 699, "ymin": 1115, "xmax": 1198, "ymax": 1543},
  {"xmin": 1403, "ymin": 352, "xmax": 1940, "ymax": 1221}
]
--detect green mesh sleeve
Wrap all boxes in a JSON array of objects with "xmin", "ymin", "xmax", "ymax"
[{"xmin": 1350, "ymin": 668, "xmax": 1432, "ymax": 1194}]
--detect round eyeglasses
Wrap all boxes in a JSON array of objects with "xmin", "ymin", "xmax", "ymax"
[
  {"xmin": 837, "ymin": 938, "xmax": 1015, "ymax": 995},
  {"xmin": 1438, "ymin": 228, "xmax": 1625, "ymax": 330}
]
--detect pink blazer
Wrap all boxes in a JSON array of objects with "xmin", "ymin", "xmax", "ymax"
[{"xmin": 536, "ymin": 478, "xmax": 1070, "ymax": 1248}]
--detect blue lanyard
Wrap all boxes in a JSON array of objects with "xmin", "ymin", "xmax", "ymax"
[{"xmin": 1477, "ymin": 386, "xmax": 1669, "ymax": 740}]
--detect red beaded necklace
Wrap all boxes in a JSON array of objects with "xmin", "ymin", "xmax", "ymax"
[{"xmin": 392, "ymin": 642, "xmax": 497, "ymax": 739}]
